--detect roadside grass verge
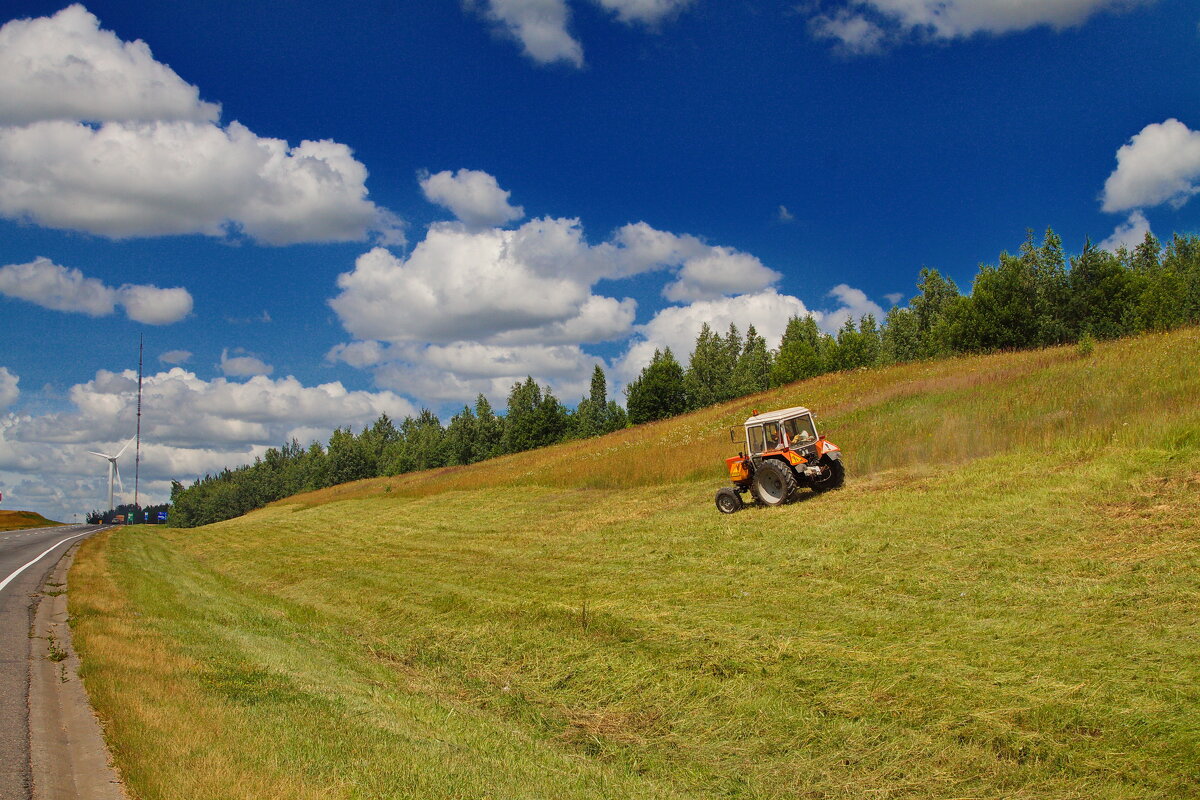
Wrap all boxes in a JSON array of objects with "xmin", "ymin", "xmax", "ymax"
[{"xmin": 69, "ymin": 330, "xmax": 1200, "ymax": 798}]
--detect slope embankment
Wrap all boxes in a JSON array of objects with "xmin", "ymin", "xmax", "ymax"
[
  {"xmin": 0, "ymin": 510, "xmax": 62, "ymax": 531},
  {"xmin": 68, "ymin": 330, "xmax": 1200, "ymax": 799}
]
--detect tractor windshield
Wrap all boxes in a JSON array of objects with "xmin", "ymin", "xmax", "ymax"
[{"xmin": 783, "ymin": 414, "xmax": 817, "ymax": 445}]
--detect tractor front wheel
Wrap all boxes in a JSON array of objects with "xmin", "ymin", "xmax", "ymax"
[
  {"xmin": 810, "ymin": 456, "xmax": 845, "ymax": 492},
  {"xmin": 715, "ymin": 487, "xmax": 744, "ymax": 514},
  {"xmin": 751, "ymin": 460, "xmax": 797, "ymax": 506}
]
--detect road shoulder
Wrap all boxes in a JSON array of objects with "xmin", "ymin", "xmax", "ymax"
[{"xmin": 28, "ymin": 543, "xmax": 127, "ymax": 800}]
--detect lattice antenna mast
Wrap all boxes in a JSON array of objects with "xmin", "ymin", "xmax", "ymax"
[{"xmin": 135, "ymin": 335, "xmax": 143, "ymax": 509}]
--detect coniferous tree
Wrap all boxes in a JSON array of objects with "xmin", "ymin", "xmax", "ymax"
[
  {"xmin": 1031, "ymin": 228, "xmax": 1072, "ymax": 346},
  {"xmin": 357, "ymin": 414, "xmax": 400, "ymax": 476},
  {"xmin": 880, "ymin": 306, "xmax": 920, "ymax": 364},
  {"xmin": 443, "ymin": 405, "xmax": 478, "ymax": 466},
  {"xmin": 501, "ymin": 377, "xmax": 541, "ymax": 454},
  {"xmin": 401, "ymin": 410, "xmax": 447, "ymax": 471},
  {"xmin": 685, "ymin": 323, "xmax": 737, "ymax": 409},
  {"xmin": 910, "ymin": 268, "xmax": 961, "ymax": 356},
  {"xmin": 626, "ymin": 348, "xmax": 687, "ymax": 425},
  {"xmin": 1149, "ymin": 233, "xmax": 1200, "ymax": 329},
  {"xmin": 327, "ymin": 427, "xmax": 372, "ymax": 485},
  {"xmin": 1173, "ymin": 234, "xmax": 1200, "ymax": 321},
  {"xmin": 536, "ymin": 384, "xmax": 570, "ymax": 446},
  {"xmin": 1067, "ymin": 240, "xmax": 1138, "ymax": 339},
  {"xmin": 605, "ymin": 400, "xmax": 628, "ymax": 432},
  {"xmin": 828, "ymin": 315, "xmax": 881, "ymax": 371},
  {"xmin": 473, "ymin": 394, "xmax": 504, "ymax": 461},
  {"xmin": 733, "ymin": 324, "xmax": 772, "ymax": 395},
  {"xmin": 501, "ymin": 378, "xmax": 567, "ymax": 453},
  {"xmin": 304, "ymin": 441, "xmax": 330, "ymax": 489},
  {"xmin": 571, "ymin": 365, "xmax": 610, "ymax": 439},
  {"xmin": 770, "ymin": 315, "xmax": 829, "ymax": 386}
]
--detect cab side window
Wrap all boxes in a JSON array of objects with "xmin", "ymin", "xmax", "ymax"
[{"xmin": 748, "ymin": 425, "xmax": 765, "ymax": 453}]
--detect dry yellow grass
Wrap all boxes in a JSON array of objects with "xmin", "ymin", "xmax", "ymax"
[
  {"xmin": 296, "ymin": 328, "xmax": 1198, "ymax": 505},
  {"xmin": 0, "ymin": 509, "xmax": 61, "ymax": 530}
]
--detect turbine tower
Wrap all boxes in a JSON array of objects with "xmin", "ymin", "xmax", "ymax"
[{"xmin": 89, "ymin": 436, "xmax": 135, "ymax": 513}]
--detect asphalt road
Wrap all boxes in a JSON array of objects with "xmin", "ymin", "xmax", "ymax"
[{"xmin": 0, "ymin": 525, "xmax": 106, "ymax": 800}]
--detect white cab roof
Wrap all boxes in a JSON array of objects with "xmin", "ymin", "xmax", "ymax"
[{"xmin": 745, "ymin": 406, "xmax": 811, "ymax": 426}]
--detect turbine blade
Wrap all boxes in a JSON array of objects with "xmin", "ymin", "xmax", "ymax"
[
  {"xmin": 115, "ymin": 435, "xmax": 136, "ymax": 458},
  {"xmin": 115, "ymin": 463, "xmax": 124, "ymax": 493},
  {"xmin": 87, "ymin": 451, "xmax": 111, "ymax": 459}
]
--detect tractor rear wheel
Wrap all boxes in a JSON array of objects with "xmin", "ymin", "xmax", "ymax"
[
  {"xmin": 751, "ymin": 460, "xmax": 797, "ymax": 506},
  {"xmin": 715, "ymin": 487, "xmax": 743, "ymax": 514},
  {"xmin": 810, "ymin": 457, "xmax": 845, "ymax": 491}
]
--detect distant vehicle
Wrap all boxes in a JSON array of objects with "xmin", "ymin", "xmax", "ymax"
[
  {"xmin": 716, "ymin": 406, "xmax": 844, "ymax": 514},
  {"xmin": 113, "ymin": 514, "xmax": 125, "ymax": 524}
]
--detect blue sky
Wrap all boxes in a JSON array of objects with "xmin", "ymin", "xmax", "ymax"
[{"xmin": 1, "ymin": 0, "xmax": 1198, "ymax": 521}]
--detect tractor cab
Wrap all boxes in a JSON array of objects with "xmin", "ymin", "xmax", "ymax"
[
  {"xmin": 742, "ymin": 406, "xmax": 819, "ymax": 459},
  {"xmin": 716, "ymin": 405, "xmax": 844, "ymax": 513}
]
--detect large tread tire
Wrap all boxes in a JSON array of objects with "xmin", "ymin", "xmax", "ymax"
[
  {"xmin": 810, "ymin": 456, "xmax": 845, "ymax": 492},
  {"xmin": 715, "ymin": 486, "xmax": 744, "ymax": 514},
  {"xmin": 751, "ymin": 459, "xmax": 798, "ymax": 506}
]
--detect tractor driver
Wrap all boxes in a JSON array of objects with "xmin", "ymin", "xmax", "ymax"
[{"xmin": 763, "ymin": 423, "xmax": 781, "ymax": 451}]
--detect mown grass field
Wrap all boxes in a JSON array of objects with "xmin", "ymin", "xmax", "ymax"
[
  {"xmin": 0, "ymin": 509, "xmax": 61, "ymax": 530},
  {"xmin": 71, "ymin": 330, "xmax": 1200, "ymax": 799}
]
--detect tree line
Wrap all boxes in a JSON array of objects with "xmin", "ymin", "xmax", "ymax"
[
  {"xmin": 169, "ymin": 227, "xmax": 1200, "ymax": 527},
  {"xmin": 88, "ymin": 502, "xmax": 171, "ymax": 525},
  {"xmin": 168, "ymin": 367, "xmax": 627, "ymax": 527}
]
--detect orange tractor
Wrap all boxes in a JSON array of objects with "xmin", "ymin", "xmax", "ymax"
[{"xmin": 715, "ymin": 406, "xmax": 844, "ymax": 513}]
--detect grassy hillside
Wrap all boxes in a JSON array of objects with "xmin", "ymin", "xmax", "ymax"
[
  {"xmin": 70, "ymin": 330, "xmax": 1200, "ymax": 799},
  {"xmin": 0, "ymin": 509, "xmax": 61, "ymax": 530}
]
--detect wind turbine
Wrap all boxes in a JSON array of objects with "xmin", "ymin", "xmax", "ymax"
[{"xmin": 89, "ymin": 436, "xmax": 135, "ymax": 513}]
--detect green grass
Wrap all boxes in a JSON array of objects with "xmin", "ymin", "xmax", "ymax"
[
  {"xmin": 0, "ymin": 509, "xmax": 62, "ymax": 530},
  {"xmin": 70, "ymin": 330, "xmax": 1200, "ymax": 799}
]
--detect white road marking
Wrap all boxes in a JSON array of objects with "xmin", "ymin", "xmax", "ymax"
[{"xmin": 0, "ymin": 531, "xmax": 93, "ymax": 595}]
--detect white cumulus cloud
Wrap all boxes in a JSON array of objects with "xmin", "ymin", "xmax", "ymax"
[
  {"xmin": 1099, "ymin": 210, "xmax": 1152, "ymax": 253},
  {"xmin": 810, "ymin": 0, "xmax": 1152, "ymax": 52},
  {"xmin": 374, "ymin": 345, "xmax": 598, "ymax": 407},
  {"xmin": 0, "ymin": 6, "xmax": 398, "ymax": 245},
  {"xmin": 474, "ymin": 0, "xmax": 692, "ymax": 67},
  {"xmin": 1102, "ymin": 119, "xmax": 1200, "ymax": 214},
  {"xmin": 479, "ymin": 0, "xmax": 584, "ymax": 67},
  {"xmin": 0, "ymin": 257, "xmax": 192, "ymax": 324},
  {"xmin": 0, "ymin": 367, "xmax": 18, "ymax": 409},
  {"xmin": 219, "ymin": 348, "xmax": 274, "ymax": 378},
  {"xmin": 662, "ymin": 247, "xmax": 781, "ymax": 302},
  {"xmin": 594, "ymin": 0, "xmax": 693, "ymax": 25},
  {"xmin": 0, "ymin": 4, "xmax": 219, "ymax": 125},
  {"xmin": 820, "ymin": 283, "xmax": 886, "ymax": 332},
  {"xmin": 0, "ymin": 120, "xmax": 388, "ymax": 244},
  {"xmin": 329, "ymin": 203, "xmax": 782, "ymax": 352},
  {"xmin": 325, "ymin": 169, "xmax": 885, "ymax": 409},
  {"xmin": 419, "ymin": 168, "xmax": 525, "ymax": 228},
  {"xmin": 327, "ymin": 340, "xmax": 390, "ymax": 369},
  {"xmin": 158, "ymin": 349, "xmax": 192, "ymax": 365},
  {"xmin": 330, "ymin": 229, "xmax": 597, "ymax": 345}
]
